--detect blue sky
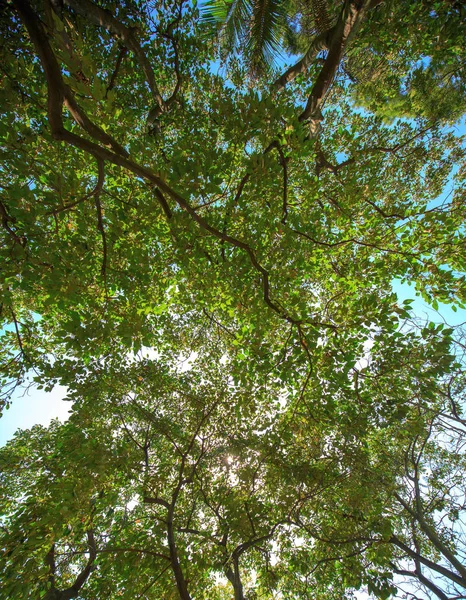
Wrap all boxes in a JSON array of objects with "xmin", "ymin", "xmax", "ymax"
[
  {"xmin": 0, "ymin": 383, "xmax": 70, "ymax": 446},
  {"xmin": 393, "ymin": 278, "xmax": 466, "ymax": 328}
]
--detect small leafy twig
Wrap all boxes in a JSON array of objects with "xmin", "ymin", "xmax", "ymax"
[{"xmin": 0, "ymin": 200, "xmax": 26, "ymax": 247}]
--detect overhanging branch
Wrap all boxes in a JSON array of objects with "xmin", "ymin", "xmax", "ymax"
[
  {"xmin": 273, "ymin": 29, "xmax": 331, "ymax": 92},
  {"xmin": 299, "ymin": 0, "xmax": 373, "ymax": 126},
  {"xmin": 63, "ymin": 0, "xmax": 165, "ymax": 113},
  {"xmin": 14, "ymin": 0, "xmax": 337, "ymax": 366}
]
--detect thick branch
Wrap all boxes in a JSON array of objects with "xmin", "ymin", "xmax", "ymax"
[
  {"xmin": 43, "ymin": 531, "xmax": 97, "ymax": 600},
  {"xmin": 390, "ymin": 565, "xmax": 449, "ymax": 600},
  {"xmin": 144, "ymin": 493, "xmax": 192, "ymax": 598},
  {"xmin": 63, "ymin": 88, "xmax": 128, "ymax": 157},
  {"xmin": 273, "ymin": 29, "xmax": 331, "ymax": 91},
  {"xmin": 225, "ymin": 558, "xmax": 245, "ymax": 600},
  {"xmin": 13, "ymin": 0, "xmax": 127, "ymax": 159},
  {"xmin": 299, "ymin": 0, "xmax": 373, "ymax": 125},
  {"xmin": 391, "ymin": 536, "xmax": 466, "ymax": 589},
  {"xmin": 93, "ymin": 162, "xmax": 108, "ymax": 279},
  {"xmin": 45, "ymin": 544, "xmax": 56, "ymax": 590},
  {"xmin": 166, "ymin": 511, "xmax": 192, "ymax": 600},
  {"xmin": 64, "ymin": 0, "xmax": 165, "ymax": 112},
  {"xmin": 154, "ymin": 187, "xmax": 173, "ymax": 220},
  {"xmin": 69, "ymin": 530, "xmax": 97, "ymax": 594},
  {"xmin": 144, "ymin": 496, "xmax": 170, "ymax": 509},
  {"xmin": 395, "ymin": 493, "xmax": 466, "ymax": 583},
  {"xmin": 13, "ymin": 0, "xmax": 64, "ymax": 132}
]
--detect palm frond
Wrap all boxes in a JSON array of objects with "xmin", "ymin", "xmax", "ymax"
[
  {"xmin": 202, "ymin": 0, "xmax": 286, "ymax": 71},
  {"xmin": 312, "ymin": 0, "xmax": 331, "ymax": 33},
  {"xmin": 247, "ymin": 0, "xmax": 286, "ymax": 71},
  {"xmin": 202, "ymin": 0, "xmax": 254, "ymax": 49}
]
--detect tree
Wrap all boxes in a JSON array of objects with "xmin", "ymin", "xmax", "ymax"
[
  {"xmin": 2, "ymin": 329, "xmax": 460, "ymax": 599},
  {"xmin": 0, "ymin": 356, "xmax": 369, "ymax": 598},
  {"xmin": 0, "ymin": 0, "xmax": 465, "ymax": 598},
  {"xmin": 358, "ymin": 330, "xmax": 466, "ymax": 600}
]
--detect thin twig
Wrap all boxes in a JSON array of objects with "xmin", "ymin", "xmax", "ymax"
[
  {"xmin": 92, "ymin": 157, "xmax": 108, "ymax": 281},
  {"xmin": 106, "ymin": 45, "xmax": 128, "ymax": 96}
]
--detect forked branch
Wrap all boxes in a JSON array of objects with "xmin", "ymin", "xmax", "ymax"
[
  {"xmin": 63, "ymin": 0, "xmax": 165, "ymax": 113},
  {"xmin": 14, "ymin": 0, "xmax": 336, "ymax": 368}
]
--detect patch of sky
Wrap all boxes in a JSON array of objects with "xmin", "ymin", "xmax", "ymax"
[
  {"xmin": 0, "ymin": 383, "xmax": 70, "ymax": 447},
  {"xmin": 392, "ymin": 278, "xmax": 465, "ymax": 327}
]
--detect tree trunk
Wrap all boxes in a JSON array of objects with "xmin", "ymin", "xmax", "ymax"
[
  {"xmin": 167, "ymin": 516, "xmax": 192, "ymax": 600},
  {"xmin": 225, "ymin": 557, "xmax": 245, "ymax": 600}
]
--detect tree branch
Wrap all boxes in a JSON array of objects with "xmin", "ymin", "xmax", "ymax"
[
  {"xmin": 160, "ymin": 0, "xmax": 184, "ymax": 108},
  {"xmin": 92, "ymin": 157, "xmax": 108, "ymax": 279},
  {"xmin": 69, "ymin": 530, "xmax": 97, "ymax": 594},
  {"xmin": 0, "ymin": 200, "xmax": 27, "ymax": 247},
  {"xmin": 391, "ymin": 535, "xmax": 466, "ymax": 589},
  {"xmin": 10, "ymin": 308, "xmax": 27, "ymax": 362},
  {"xmin": 394, "ymin": 493, "xmax": 466, "ymax": 583},
  {"xmin": 298, "ymin": 0, "xmax": 373, "ymax": 127},
  {"xmin": 273, "ymin": 29, "xmax": 331, "ymax": 92},
  {"xmin": 45, "ymin": 544, "xmax": 56, "ymax": 590},
  {"xmin": 390, "ymin": 565, "xmax": 450, "ymax": 600},
  {"xmin": 14, "ymin": 0, "xmax": 337, "ymax": 360},
  {"xmin": 106, "ymin": 45, "xmax": 128, "ymax": 96},
  {"xmin": 63, "ymin": 0, "xmax": 165, "ymax": 113},
  {"xmin": 63, "ymin": 87, "xmax": 128, "ymax": 157},
  {"xmin": 144, "ymin": 496, "xmax": 170, "ymax": 509}
]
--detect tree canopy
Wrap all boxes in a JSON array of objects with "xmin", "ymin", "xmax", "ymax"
[{"xmin": 0, "ymin": 0, "xmax": 465, "ymax": 598}]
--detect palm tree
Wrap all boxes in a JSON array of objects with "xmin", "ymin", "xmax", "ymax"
[{"xmin": 202, "ymin": 0, "xmax": 338, "ymax": 73}]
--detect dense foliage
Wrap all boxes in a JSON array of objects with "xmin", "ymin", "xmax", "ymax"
[{"xmin": 0, "ymin": 0, "xmax": 465, "ymax": 598}]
